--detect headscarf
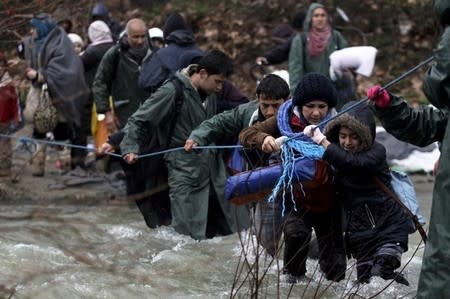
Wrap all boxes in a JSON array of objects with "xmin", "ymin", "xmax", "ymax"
[
  {"xmin": 303, "ymin": 3, "xmax": 332, "ymax": 58},
  {"xmin": 30, "ymin": 13, "xmax": 56, "ymax": 53},
  {"xmin": 88, "ymin": 20, "xmax": 113, "ymax": 46}
]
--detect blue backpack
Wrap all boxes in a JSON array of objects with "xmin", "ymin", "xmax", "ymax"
[{"xmin": 375, "ymin": 170, "xmax": 427, "ymax": 242}]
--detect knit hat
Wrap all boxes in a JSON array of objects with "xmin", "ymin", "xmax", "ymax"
[
  {"xmin": 292, "ymin": 72, "xmax": 337, "ymax": 108},
  {"xmin": 163, "ymin": 12, "xmax": 188, "ymax": 38}
]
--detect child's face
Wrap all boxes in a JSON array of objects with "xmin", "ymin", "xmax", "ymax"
[
  {"xmin": 339, "ymin": 126, "xmax": 362, "ymax": 153},
  {"xmin": 301, "ymin": 100, "xmax": 329, "ymax": 125}
]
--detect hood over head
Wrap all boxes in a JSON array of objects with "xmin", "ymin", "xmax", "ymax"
[
  {"xmin": 324, "ymin": 101, "xmax": 376, "ymax": 151},
  {"xmin": 88, "ymin": 20, "xmax": 113, "ymax": 45},
  {"xmin": 434, "ymin": 0, "xmax": 450, "ymax": 26},
  {"xmin": 163, "ymin": 12, "xmax": 189, "ymax": 38}
]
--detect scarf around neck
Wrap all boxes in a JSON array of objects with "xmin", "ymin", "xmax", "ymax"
[{"xmin": 308, "ymin": 25, "xmax": 331, "ymax": 58}]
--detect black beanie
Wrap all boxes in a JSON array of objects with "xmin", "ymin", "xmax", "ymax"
[
  {"xmin": 292, "ymin": 73, "xmax": 337, "ymax": 108},
  {"xmin": 163, "ymin": 12, "xmax": 188, "ymax": 38}
]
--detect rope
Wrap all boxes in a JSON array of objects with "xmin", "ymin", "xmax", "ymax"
[
  {"xmin": 0, "ymin": 132, "xmax": 243, "ymax": 159},
  {"xmin": 288, "ymin": 56, "xmax": 434, "ymax": 141},
  {"xmin": 266, "ymin": 138, "xmax": 325, "ymax": 216},
  {"xmin": 265, "ymin": 56, "xmax": 434, "ymax": 215}
]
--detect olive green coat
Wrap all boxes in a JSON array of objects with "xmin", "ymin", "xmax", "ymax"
[
  {"xmin": 93, "ymin": 45, "xmax": 151, "ymax": 128},
  {"xmin": 121, "ymin": 71, "xmax": 248, "ymax": 240},
  {"xmin": 375, "ymin": 3, "xmax": 450, "ymax": 295},
  {"xmin": 288, "ymin": 2, "xmax": 348, "ymax": 91}
]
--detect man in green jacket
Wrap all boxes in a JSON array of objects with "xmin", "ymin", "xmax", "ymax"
[
  {"xmin": 93, "ymin": 18, "xmax": 152, "ymax": 132},
  {"xmin": 367, "ymin": 1, "xmax": 450, "ymax": 296},
  {"xmin": 121, "ymin": 50, "xmax": 246, "ymax": 240},
  {"xmin": 184, "ymin": 74, "xmax": 290, "ymax": 255}
]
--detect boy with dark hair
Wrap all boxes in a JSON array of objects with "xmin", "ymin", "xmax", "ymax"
[
  {"xmin": 185, "ymin": 73, "xmax": 290, "ymax": 255},
  {"xmin": 121, "ymin": 50, "xmax": 247, "ymax": 240}
]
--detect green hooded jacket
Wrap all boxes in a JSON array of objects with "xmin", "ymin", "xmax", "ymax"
[
  {"xmin": 121, "ymin": 69, "xmax": 249, "ymax": 240},
  {"xmin": 93, "ymin": 44, "xmax": 151, "ymax": 128},
  {"xmin": 375, "ymin": 2, "xmax": 450, "ymax": 296},
  {"xmin": 288, "ymin": 2, "xmax": 348, "ymax": 91}
]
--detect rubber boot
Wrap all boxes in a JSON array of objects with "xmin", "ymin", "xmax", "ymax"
[{"xmin": 31, "ymin": 143, "xmax": 47, "ymax": 177}]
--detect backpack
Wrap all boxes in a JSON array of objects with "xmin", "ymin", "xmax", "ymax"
[
  {"xmin": 138, "ymin": 51, "xmax": 173, "ymax": 93},
  {"xmin": 374, "ymin": 170, "xmax": 427, "ymax": 242},
  {"xmin": 389, "ymin": 170, "xmax": 426, "ymax": 229}
]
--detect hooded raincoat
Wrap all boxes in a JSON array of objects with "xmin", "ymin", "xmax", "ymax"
[
  {"xmin": 288, "ymin": 2, "xmax": 348, "ymax": 91},
  {"xmin": 374, "ymin": 1, "xmax": 450, "ymax": 296},
  {"xmin": 121, "ymin": 68, "xmax": 249, "ymax": 240}
]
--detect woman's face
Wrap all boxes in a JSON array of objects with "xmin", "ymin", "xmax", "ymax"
[
  {"xmin": 301, "ymin": 100, "xmax": 329, "ymax": 125},
  {"xmin": 311, "ymin": 7, "xmax": 329, "ymax": 30},
  {"xmin": 339, "ymin": 126, "xmax": 362, "ymax": 153}
]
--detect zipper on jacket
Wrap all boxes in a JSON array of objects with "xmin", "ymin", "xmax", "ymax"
[{"xmin": 365, "ymin": 204, "xmax": 376, "ymax": 229}]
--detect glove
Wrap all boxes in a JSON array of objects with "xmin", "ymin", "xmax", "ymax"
[
  {"xmin": 303, "ymin": 125, "xmax": 326, "ymax": 145},
  {"xmin": 367, "ymin": 85, "xmax": 391, "ymax": 108},
  {"xmin": 275, "ymin": 136, "xmax": 288, "ymax": 146}
]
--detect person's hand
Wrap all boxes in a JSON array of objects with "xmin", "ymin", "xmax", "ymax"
[
  {"xmin": 97, "ymin": 142, "xmax": 115, "ymax": 155},
  {"xmin": 367, "ymin": 85, "xmax": 391, "ymax": 108},
  {"xmin": 255, "ymin": 56, "xmax": 268, "ymax": 65},
  {"xmin": 25, "ymin": 68, "xmax": 37, "ymax": 80},
  {"xmin": 184, "ymin": 139, "xmax": 198, "ymax": 152},
  {"xmin": 105, "ymin": 111, "xmax": 119, "ymax": 133},
  {"xmin": 262, "ymin": 136, "xmax": 280, "ymax": 153},
  {"xmin": 433, "ymin": 156, "xmax": 440, "ymax": 176},
  {"xmin": 275, "ymin": 136, "xmax": 288, "ymax": 147},
  {"xmin": 303, "ymin": 125, "xmax": 326, "ymax": 145},
  {"xmin": 123, "ymin": 153, "xmax": 138, "ymax": 164}
]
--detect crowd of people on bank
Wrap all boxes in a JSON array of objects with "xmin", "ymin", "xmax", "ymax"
[{"xmin": 1, "ymin": 1, "xmax": 450, "ymax": 296}]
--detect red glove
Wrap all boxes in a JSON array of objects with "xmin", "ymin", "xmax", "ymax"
[{"xmin": 367, "ymin": 85, "xmax": 391, "ymax": 108}]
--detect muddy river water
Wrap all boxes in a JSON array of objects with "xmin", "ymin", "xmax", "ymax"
[{"xmin": 0, "ymin": 174, "xmax": 434, "ymax": 298}]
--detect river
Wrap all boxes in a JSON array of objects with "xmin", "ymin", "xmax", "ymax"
[{"xmin": 0, "ymin": 174, "xmax": 433, "ymax": 299}]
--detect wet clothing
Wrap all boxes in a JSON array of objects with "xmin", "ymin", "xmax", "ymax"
[
  {"xmin": 121, "ymin": 68, "xmax": 249, "ymax": 240},
  {"xmin": 239, "ymin": 100, "xmax": 346, "ymax": 280},
  {"xmin": 323, "ymin": 102, "xmax": 410, "ymax": 283},
  {"xmin": 189, "ymin": 100, "xmax": 281, "ymax": 255},
  {"xmin": 35, "ymin": 25, "xmax": 89, "ymax": 129},
  {"xmin": 288, "ymin": 3, "xmax": 348, "ymax": 91},
  {"xmin": 374, "ymin": 6, "xmax": 450, "ymax": 294}
]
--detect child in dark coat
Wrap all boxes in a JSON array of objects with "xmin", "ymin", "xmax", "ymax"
[{"xmin": 304, "ymin": 101, "xmax": 411, "ymax": 285}]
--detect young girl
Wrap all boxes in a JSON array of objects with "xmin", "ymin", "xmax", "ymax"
[
  {"xmin": 304, "ymin": 101, "xmax": 410, "ymax": 285},
  {"xmin": 239, "ymin": 72, "xmax": 346, "ymax": 283}
]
